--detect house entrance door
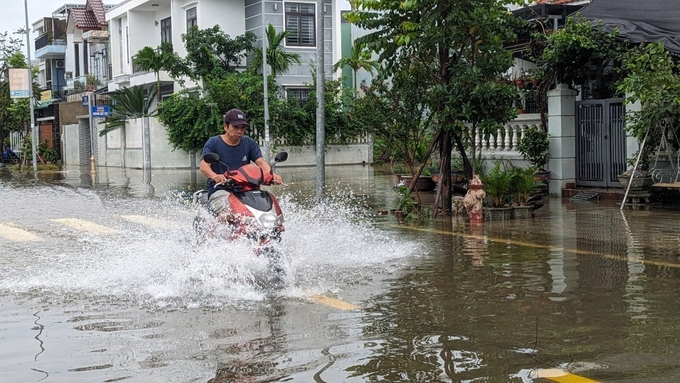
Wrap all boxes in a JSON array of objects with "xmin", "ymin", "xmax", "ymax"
[{"xmin": 575, "ymin": 98, "xmax": 627, "ymax": 188}]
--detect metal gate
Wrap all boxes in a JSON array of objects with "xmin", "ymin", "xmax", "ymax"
[{"xmin": 575, "ymin": 98, "xmax": 627, "ymax": 188}]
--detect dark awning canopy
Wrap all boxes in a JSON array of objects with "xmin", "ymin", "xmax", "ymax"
[{"xmin": 579, "ymin": 0, "xmax": 680, "ymax": 55}]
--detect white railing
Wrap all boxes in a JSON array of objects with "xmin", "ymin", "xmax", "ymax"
[
  {"xmin": 10, "ymin": 131, "xmax": 24, "ymax": 158},
  {"xmin": 471, "ymin": 113, "xmax": 542, "ymax": 153}
]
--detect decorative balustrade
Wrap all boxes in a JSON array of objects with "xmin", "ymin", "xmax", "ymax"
[{"xmin": 470, "ymin": 113, "xmax": 542, "ymax": 153}]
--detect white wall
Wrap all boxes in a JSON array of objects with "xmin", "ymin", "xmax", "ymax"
[
  {"xmin": 61, "ymin": 123, "xmax": 80, "ymax": 166},
  {"xmin": 129, "ymin": 11, "xmax": 158, "ymax": 59},
  {"xmin": 202, "ymin": 0, "xmax": 245, "ymax": 37},
  {"xmin": 79, "ymin": 116, "xmax": 370, "ymax": 169}
]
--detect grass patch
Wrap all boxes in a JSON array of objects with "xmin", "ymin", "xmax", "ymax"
[{"xmin": 8, "ymin": 163, "xmax": 61, "ymax": 172}]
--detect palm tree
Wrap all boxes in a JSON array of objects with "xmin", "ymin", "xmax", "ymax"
[
  {"xmin": 133, "ymin": 43, "xmax": 173, "ymax": 100},
  {"xmin": 99, "ymin": 86, "xmax": 157, "ymax": 136},
  {"xmin": 333, "ymin": 43, "xmax": 379, "ymax": 90},
  {"xmin": 249, "ymin": 24, "xmax": 301, "ymax": 77}
]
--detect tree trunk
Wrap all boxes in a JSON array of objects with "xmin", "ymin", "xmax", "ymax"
[
  {"xmin": 438, "ymin": 129, "xmax": 453, "ymax": 216},
  {"xmin": 452, "ymin": 130, "xmax": 473, "ymax": 181}
]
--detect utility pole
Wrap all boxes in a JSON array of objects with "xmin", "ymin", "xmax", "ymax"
[
  {"xmin": 315, "ymin": 0, "xmax": 325, "ymax": 199},
  {"xmin": 23, "ymin": 0, "xmax": 37, "ymax": 176},
  {"xmin": 261, "ymin": 0, "xmax": 270, "ymax": 162}
]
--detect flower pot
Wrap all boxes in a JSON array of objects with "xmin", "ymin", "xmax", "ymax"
[
  {"xmin": 484, "ymin": 207, "xmax": 512, "ymax": 221},
  {"xmin": 512, "ymin": 205, "xmax": 533, "ymax": 219},
  {"xmin": 398, "ymin": 175, "xmax": 436, "ymax": 191},
  {"xmin": 431, "ymin": 170, "xmax": 466, "ymax": 184},
  {"xmin": 618, "ymin": 171, "xmax": 653, "ymax": 191},
  {"xmin": 533, "ymin": 170, "xmax": 551, "ymax": 184}
]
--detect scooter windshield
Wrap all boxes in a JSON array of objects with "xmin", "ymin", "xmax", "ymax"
[{"xmin": 235, "ymin": 190, "xmax": 273, "ymax": 211}]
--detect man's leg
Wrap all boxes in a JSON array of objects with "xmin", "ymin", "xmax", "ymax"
[{"xmin": 208, "ymin": 190, "xmax": 232, "ymax": 222}]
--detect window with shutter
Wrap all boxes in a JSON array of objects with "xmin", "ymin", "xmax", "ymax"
[{"xmin": 285, "ymin": 3, "xmax": 315, "ymax": 47}]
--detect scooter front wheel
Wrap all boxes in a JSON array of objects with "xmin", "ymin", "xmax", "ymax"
[{"xmin": 259, "ymin": 245, "xmax": 286, "ymax": 289}]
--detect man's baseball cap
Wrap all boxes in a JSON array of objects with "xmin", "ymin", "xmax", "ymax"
[{"xmin": 224, "ymin": 109, "xmax": 249, "ymax": 126}]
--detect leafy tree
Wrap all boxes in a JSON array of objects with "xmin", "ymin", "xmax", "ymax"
[
  {"xmin": 158, "ymin": 25, "xmax": 364, "ymax": 154},
  {"xmin": 617, "ymin": 42, "xmax": 680, "ymax": 170},
  {"xmin": 332, "ymin": 42, "xmax": 379, "ymax": 91},
  {"xmin": 171, "ymin": 26, "xmax": 256, "ymax": 82},
  {"xmin": 133, "ymin": 43, "xmax": 178, "ymax": 100},
  {"xmin": 0, "ymin": 32, "xmax": 38, "ymax": 156},
  {"xmin": 158, "ymin": 89, "xmax": 222, "ymax": 153},
  {"xmin": 249, "ymin": 24, "xmax": 301, "ymax": 77},
  {"xmin": 303, "ymin": 76, "xmax": 361, "ymax": 145},
  {"xmin": 347, "ymin": 0, "xmax": 523, "ymax": 214},
  {"xmin": 528, "ymin": 15, "xmax": 626, "ymax": 127},
  {"xmin": 353, "ymin": 62, "xmax": 433, "ymax": 175},
  {"xmin": 99, "ymin": 86, "xmax": 157, "ymax": 136}
]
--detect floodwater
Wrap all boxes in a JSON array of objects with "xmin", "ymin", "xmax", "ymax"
[{"xmin": 2, "ymin": 164, "xmax": 680, "ymax": 383}]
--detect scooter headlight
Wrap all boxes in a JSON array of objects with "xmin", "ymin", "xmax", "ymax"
[{"xmin": 258, "ymin": 213, "xmax": 278, "ymax": 228}]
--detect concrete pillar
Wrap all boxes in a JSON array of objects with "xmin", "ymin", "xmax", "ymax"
[
  {"xmin": 625, "ymin": 97, "xmax": 642, "ymax": 163},
  {"xmin": 547, "ymin": 84, "xmax": 578, "ymax": 195}
]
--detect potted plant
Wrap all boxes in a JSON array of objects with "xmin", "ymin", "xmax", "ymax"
[
  {"xmin": 481, "ymin": 161, "xmax": 514, "ymax": 221},
  {"xmin": 510, "ymin": 166, "xmax": 541, "ymax": 219},
  {"xmin": 517, "ymin": 125, "xmax": 550, "ymax": 183}
]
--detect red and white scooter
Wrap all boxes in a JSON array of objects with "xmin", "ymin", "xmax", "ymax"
[{"xmin": 193, "ymin": 152, "xmax": 288, "ymax": 284}]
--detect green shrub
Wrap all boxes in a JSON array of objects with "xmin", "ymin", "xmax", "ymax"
[{"xmin": 517, "ymin": 125, "xmax": 550, "ymax": 170}]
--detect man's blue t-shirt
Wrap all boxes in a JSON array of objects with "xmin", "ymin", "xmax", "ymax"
[{"xmin": 202, "ymin": 135, "xmax": 263, "ymax": 195}]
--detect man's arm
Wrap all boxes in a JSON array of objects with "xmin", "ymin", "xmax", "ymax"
[
  {"xmin": 255, "ymin": 157, "xmax": 283, "ymax": 184},
  {"xmin": 200, "ymin": 159, "xmax": 227, "ymax": 184}
]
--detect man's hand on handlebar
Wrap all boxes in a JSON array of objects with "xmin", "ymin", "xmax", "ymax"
[
  {"xmin": 272, "ymin": 174, "xmax": 283, "ymax": 185},
  {"xmin": 212, "ymin": 174, "xmax": 227, "ymax": 185}
]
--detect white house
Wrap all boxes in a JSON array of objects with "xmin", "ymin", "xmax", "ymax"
[{"xmin": 105, "ymin": 0, "xmax": 343, "ymax": 102}]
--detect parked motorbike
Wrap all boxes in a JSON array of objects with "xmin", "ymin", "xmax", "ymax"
[{"xmin": 192, "ymin": 152, "xmax": 288, "ymax": 285}]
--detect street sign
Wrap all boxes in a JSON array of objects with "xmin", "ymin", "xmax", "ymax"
[
  {"xmin": 91, "ymin": 105, "xmax": 110, "ymax": 117},
  {"xmin": 82, "ymin": 96, "xmax": 89, "ymax": 106},
  {"xmin": 9, "ymin": 68, "xmax": 30, "ymax": 98}
]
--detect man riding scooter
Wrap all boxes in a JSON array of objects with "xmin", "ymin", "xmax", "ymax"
[{"xmin": 200, "ymin": 108, "xmax": 283, "ymax": 220}]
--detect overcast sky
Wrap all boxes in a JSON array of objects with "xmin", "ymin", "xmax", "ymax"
[
  {"xmin": 2, "ymin": 1, "xmax": 84, "ymax": 56},
  {"xmin": 3, "ymin": 0, "xmax": 74, "ymax": 35}
]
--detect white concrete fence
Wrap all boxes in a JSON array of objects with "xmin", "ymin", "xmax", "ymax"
[
  {"xmin": 61, "ymin": 116, "xmax": 372, "ymax": 169},
  {"xmin": 12, "ymin": 112, "xmax": 541, "ymax": 172}
]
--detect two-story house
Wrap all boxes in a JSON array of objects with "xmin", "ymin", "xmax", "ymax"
[
  {"xmin": 31, "ymin": 4, "xmax": 75, "ymax": 161},
  {"xmin": 106, "ymin": 0, "xmax": 342, "ymax": 103},
  {"xmin": 27, "ymin": 1, "xmax": 116, "ymax": 163},
  {"xmin": 64, "ymin": 0, "xmax": 114, "ymax": 96}
]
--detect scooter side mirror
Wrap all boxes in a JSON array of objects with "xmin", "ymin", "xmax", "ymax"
[
  {"xmin": 203, "ymin": 153, "xmax": 220, "ymax": 164},
  {"xmin": 274, "ymin": 152, "xmax": 288, "ymax": 163}
]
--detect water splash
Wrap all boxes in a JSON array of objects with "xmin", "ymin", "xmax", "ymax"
[{"xmin": 0, "ymin": 185, "xmax": 422, "ymax": 309}]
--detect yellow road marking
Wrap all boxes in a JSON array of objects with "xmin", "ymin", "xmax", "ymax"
[
  {"xmin": 534, "ymin": 368, "xmax": 599, "ymax": 382},
  {"xmin": 120, "ymin": 215, "xmax": 171, "ymax": 228},
  {"xmin": 0, "ymin": 222, "xmax": 44, "ymax": 242},
  {"xmin": 51, "ymin": 218, "xmax": 118, "ymax": 235},
  {"xmin": 313, "ymin": 295, "xmax": 359, "ymax": 311},
  {"xmin": 388, "ymin": 224, "xmax": 680, "ymax": 270}
]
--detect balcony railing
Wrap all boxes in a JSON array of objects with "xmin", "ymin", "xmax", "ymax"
[
  {"xmin": 34, "ymin": 32, "xmax": 66, "ymax": 51},
  {"xmin": 131, "ymin": 55, "xmax": 150, "ymax": 75},
  {"xmin": 66, "ymin": 74, "xmax": 108, "ymax": 93}
]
